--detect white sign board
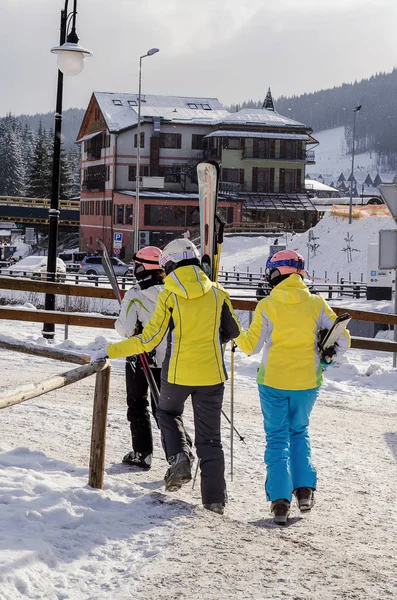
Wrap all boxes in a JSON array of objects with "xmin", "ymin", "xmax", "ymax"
[
  {"xmin": 367, "ymin": 243, "xmax": 393, "ymax": 287},
  {"xmin": 379, "ymin": 230, "xmax": 397, "ymax": 270},
  {"xmin": 113, "ymin": 232, "xmax": 123, "ymax": 249},
  {"xmin": 142, "ymin": 176, "xmax": 165, "ymax": 189}
]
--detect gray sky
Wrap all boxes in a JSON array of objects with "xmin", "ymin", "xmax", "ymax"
[{"xmin": 1, "ymin": 0, "xmax": 397, "ymax": 116}]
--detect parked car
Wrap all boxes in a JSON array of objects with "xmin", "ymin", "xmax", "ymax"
[
  {"xmin": 58, "ymin": 251, "xmax": 87, "ymax": 272},
  {"xmin": 2, "ymin": 256, "xmax": 67, "ymax": 281},
  {"xmin": 78, "ymin": 255, "xmax": 134, "ymax": 279}
]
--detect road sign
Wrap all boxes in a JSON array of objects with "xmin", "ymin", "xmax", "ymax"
[
  {"xmin": 113, "ymin": 248, "xmax": 120, "ymax": 255},
  {"xmin": 113, "ymin": 232, "xmax": 123, "ymax": 249}
]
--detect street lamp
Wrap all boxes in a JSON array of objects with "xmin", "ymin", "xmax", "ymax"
[
  {"xmin": 133, "ymin": 48, "xmax": 160, "ymax": 254},
  {"xmin": 348, "ymin": 105, "xmax": 362, "ymax": 225},
  {"xmin": 43, "ymin": 0, "xmax": 92, "ymax": 339}
]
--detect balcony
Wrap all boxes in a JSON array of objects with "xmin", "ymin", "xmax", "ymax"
[
  {"xmin": 306, "ymin": 150, "xmax": 315, "ymax": 163},
  {"xmin": 242, "ymin": 149, "xmax": 315, "ymax": 162},
  {"xmin": 86, "ymin": 149, "xmax": 102, "ymax": 160},
  {"xmin": 219, "ymin": 181, "xmax": 245, "ymax": 195},
  {"xmin": 82, "ymin": 180, "xmax": 105, "ymax": 191}
]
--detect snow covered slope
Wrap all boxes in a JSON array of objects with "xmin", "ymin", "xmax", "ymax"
[
  {"xmin": 219, "ymin": 213, "xmax": 395, "ymax": 282},
  {"xmin": 291, "ymin": 212, "xmax": 396, "ymax": 281}
]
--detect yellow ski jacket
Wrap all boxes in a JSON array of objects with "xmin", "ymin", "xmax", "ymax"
[
  {"xmin": 235, "ymin": 274, "xmax": 351, "ymax": 390},
  {"xmin": 107, "ymin": 265, "xmax": 241, "ymax": 386}
]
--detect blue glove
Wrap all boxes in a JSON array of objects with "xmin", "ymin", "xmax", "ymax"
[{"xmin": 90, "ymin": 348, "xmax": 108, "ymax": 364}]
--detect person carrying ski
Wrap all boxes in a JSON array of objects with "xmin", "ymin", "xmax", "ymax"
[
  {"xmin": 112, "ymin": 246, "xmax": 165, "ymax": 469},
  {"xmin": 92, "ymin": 239, "xmax": 241, "ymax": 515},
  {"xmin": 235, "ymin": 249, "xmax": 350, "ymax": 525}
]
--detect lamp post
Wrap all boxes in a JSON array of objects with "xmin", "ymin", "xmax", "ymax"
[
  {"xmin": 348, "ymin": 105, "xmax": 362, "ymax": 225},
  {"xmin": 43, "ymin": 0, "xmax": 92, "ymax": 339},
  {"xmin": 133, "ymin": 48, "xmax": 160, "ymax": 254}
]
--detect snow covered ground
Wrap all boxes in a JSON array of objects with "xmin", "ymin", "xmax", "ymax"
[{"xmin": 1, "ymin": 319, "xmax": 397, "ymax": 599}]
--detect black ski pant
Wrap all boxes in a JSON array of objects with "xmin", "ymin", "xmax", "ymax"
[
  {"xmin": 157, "ymin": 378, "xmax": 226, "ymax": 505},
  {"xmin": 125, "ymin": 358, "xmax": 161, "ymax": 455}
]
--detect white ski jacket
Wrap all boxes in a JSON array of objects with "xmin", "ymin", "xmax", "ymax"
[{"xmin": 115, "ymin": 280, "xmax": 166, "ymax": 366}]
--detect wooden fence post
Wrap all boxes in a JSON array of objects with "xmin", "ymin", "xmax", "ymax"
[{"xmin": 89, "ymin": 362, "xmax": 111, "ymax": 489}]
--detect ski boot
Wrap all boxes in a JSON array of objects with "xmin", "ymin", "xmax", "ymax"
[
  {"xmin": 271, "ymin": 499, "xmax": 290, "ymax": 525},
  {"xmin": 164, "ymin": 452, "xmax": 192, "ymax": 491},
  {"xmin": 203, "ymin": 503, "xmax": 224, "ymax": 515},
  {"xmin": 294, "ymin": 487, "xmax": 315, "ymax": 512},
  {"xmin": 122, "ymin": 451, "xmax": 152, "ymax": 470}
]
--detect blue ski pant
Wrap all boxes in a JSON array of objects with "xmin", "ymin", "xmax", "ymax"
[{"xmin": 258, "ymin": 384, "xmax": 320, "ymax": 502}]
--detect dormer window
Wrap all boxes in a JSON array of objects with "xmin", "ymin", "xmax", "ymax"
[
  {"xmin": 112, "ymin": 99, "xmax": 122, "ymax": 106},
  {"xmin": 201, "ymin": 103, "xmax": 211, "ymax": 110},
  {"xmin": 128, "ymin": 100, "xmax": 138, "ymax": 107},
  {"xmin": 188, "ymin": 103, "xmax": 198, "ymax": 109}
]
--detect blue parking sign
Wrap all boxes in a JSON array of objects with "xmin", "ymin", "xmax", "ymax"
[{"xmin": 114, "ymin": 233, "xmax": 123, "ymax": 243}]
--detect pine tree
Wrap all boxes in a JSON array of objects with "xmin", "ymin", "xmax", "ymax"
[
  {"xmin": 0, "ymin": 118, "xmax": 25, "ymax": 196},
  {"xmin": 67, "ymin": 148, "xmax": 81, "ymax": 198},
  {"xmin": 26, "ymin": 122, "xmax": 51, "ymax": 198}
]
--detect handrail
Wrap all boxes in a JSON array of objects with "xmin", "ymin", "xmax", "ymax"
[{"xmin": 0, "ymin": 342, "xmax": 111, "ymax": 490}]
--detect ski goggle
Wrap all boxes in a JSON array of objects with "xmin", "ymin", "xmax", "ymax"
[{"xmin": 265, "ymin": 257, "xmax": 305, "ymax": 271}]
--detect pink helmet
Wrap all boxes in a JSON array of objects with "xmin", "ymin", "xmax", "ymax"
[
  {"xmin": 133, "ymin": 246, "xmax": 162, "ymax": 278},
  {"xmin": 266, "ymin": 250, "xmax": 306, "ymax": 287}
]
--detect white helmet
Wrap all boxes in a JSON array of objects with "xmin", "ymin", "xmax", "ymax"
[{"xmin": 159, "ymin": 238, "xmax": 200, "ymax": 275}]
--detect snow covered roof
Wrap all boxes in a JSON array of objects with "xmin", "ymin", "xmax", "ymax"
[
  {"xmin": 205, "ymin": 130, "xmax": 310, "ymax": 141},
  {"xmin": 219, "ymin": 109, "xmax": 307, "ymax": 128},
  {"xmin": 304, "ymin": 179, "xmax": 338, "ymax": 192},
  {"xmin": 93, "ymin": 93, "xmax": 229, "ymax": 133}
]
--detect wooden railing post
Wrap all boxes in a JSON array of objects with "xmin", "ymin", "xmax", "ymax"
[{"xmin": 89, "ymin": 361, "xmax": 111, "ymax": 489}]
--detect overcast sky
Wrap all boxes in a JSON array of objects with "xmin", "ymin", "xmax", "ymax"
[{"xmin": 1, "ymin": 0, "xmax": 397, "ymax": 116}]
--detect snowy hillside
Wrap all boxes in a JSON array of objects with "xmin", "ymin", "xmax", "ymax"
[
  {"xmin": 306, "ymin": 127, "xmax": 395, "ymax": 188},
  {"xmin": 291, "ymin": 213, "xmax": 396, "ymax": 281},
  {"xmin": 220, "ymin": 213, "xmax": 395, "ymax": 282}
]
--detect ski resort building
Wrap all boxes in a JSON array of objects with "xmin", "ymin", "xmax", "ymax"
[{"xmin": 77, "ymin": 90, "xmax": 317, "ymax": 258}]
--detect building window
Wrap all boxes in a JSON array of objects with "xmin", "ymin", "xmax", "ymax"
[
  {"xmin": 89, "ymin": 201, "xmax": 94, "ymax": 215},
  {"xmin": 188, "ymin": 103, "xmax": 198, "ymax": 109},
  {"xmin": 129, "ymin": 165, "xmax": 150, "ymax": 181},
  {"xmin": 158, "ymin": 166, "xmax": 181, "ymax": 183},
  {"xmin": 252, "ymin": 167, "xmax": 275, "ymax": 193},
  {"xmin": 95, "ymin": 201, "xmax": 100, "ymax": 215},
  {"xmin": 114, "ymin": 204, "xmax": 124, "ymax": 225},
  {"xmin": 279, "ymin": 168, "xmax": 301, "ymax": 193},
  {"xmin": 112, "ymin": 99, "xmax": 122, "ymax": 106},
  {"xmin": 126, "ymin": 205, "xmax": 133, "ymax": 224},
  {"xmin": 103, "ymin": 134, "xmax": 111, "ymax": 148},
  {"xmin": 200, "ymin": 103, "xmax": 211, "ymax": 110},
  {"xmin": 217, "ymin": 207, "xmax": 234, "ymax": 223},
  {"xmin": 192, "ymin": 134, "xmax": 205, "ymax": 150},
  {"xmin": 252, "ymin": 139, "xmax": 275, "ymax": 159},
  {"xmin": 134, "ymin": 132, "xmax": 145, "ymax": 148},
  {"xmin": 222, "ymin": 168, "xmax": 244, "ymax": 184},
  {"xmin": 159, "ymin": 133, "xmax": 182, "ymax": 149},
  {"xmin": 106, "ymin": 166, "xmax": 110, "ymax": 181},
  {"xmin": 144, "ymin": 205, "xmax": 186, "ymax": 227},
  {"xmin": 223, "ymin": 137, "xmax": 244, "ymax": 150},
  {"xmin": 128, "ymin": 100, "xmax": 138, "ymax": 107},
  {"xmin": 279, "ymin": 140, "xmax": 303, "ymax": 160}
]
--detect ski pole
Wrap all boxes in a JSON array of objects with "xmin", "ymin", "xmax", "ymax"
[
  {"xmin": 230, "ymin": 341, "xmax": 235, "ymax": 481},
  {"xmin": 192, "ymin": 458, "xmax": 200, "ymax": 490},
  {"xmin": 221, "ymin": 409, "xmax": 245, "ymax": 443},
  {"xmin": 97, "ymin": 237, "xmax": 161, "ymax": 404}
]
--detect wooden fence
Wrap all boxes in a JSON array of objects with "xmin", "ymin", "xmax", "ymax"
[
  {"xmin": 0, "ymin": 342, "xmax": 111, "ymax": 490},
  {"xmin": 0, "ymin": 276, "xmax": 396, "ymax": 354}
]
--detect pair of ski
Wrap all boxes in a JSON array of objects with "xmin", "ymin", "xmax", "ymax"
[{"xmin": 96, "ymin": 238, "xmax": 160, "ymax": 406}]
